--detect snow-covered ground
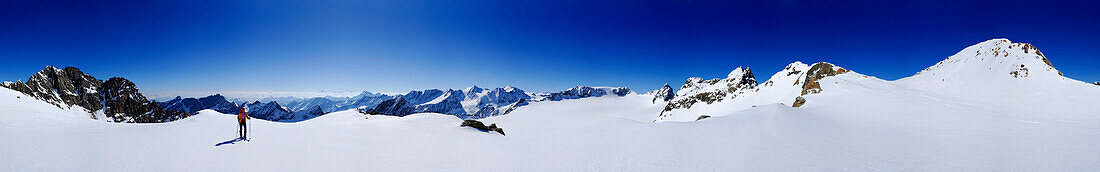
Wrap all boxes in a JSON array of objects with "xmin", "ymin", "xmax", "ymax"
[{"xmin": 4, "ymin": 77, "xmax": 1100, "ymax": 171}]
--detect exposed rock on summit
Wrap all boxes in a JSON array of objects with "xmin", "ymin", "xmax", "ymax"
[{"xmin": 2, "ymin": 67, "xmax": 191, "ymax": 123}]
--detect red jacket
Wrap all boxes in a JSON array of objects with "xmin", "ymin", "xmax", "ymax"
[{"xmin": 238, "ymin": 108, "xmax": 249, "ymax": 123}]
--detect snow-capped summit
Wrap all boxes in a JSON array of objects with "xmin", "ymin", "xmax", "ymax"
[
  {"xmin": 351, "ymin": 91, "xmax": 385, "ymax": 100},
  {"xmin": 677, "ymin": 67, "xmax": 756, "ymax": 96},
  {"xmin": 464, "ymin": 86, "xmax": 484, "ymax": 94},
  {"xmin": 910, "ymin": 38, "xmax": 1061, "ymax": 79},
  {"xmin": 896, "ymin": 38, "xmax": 1082, "ymax": 98},
  {"xmin": 650, "ymin": 83, "xmax": 675, "ymax": 103}
]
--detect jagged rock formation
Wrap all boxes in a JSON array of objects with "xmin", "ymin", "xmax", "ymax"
[
  {"xmin": 1, "ymin": 67, "xmax": 191, "ymax": 123},
  {"xmin": 99, "ymin": 77, "xmax": 192, "ymax": 122},
  {"xmin": 660, "ymin": 67, "xmax": 758, "ymax": 118},
  {"xmin": 1, "ymin": 67, "xmax": 103, "ymax": 110},
  {"xmin": 649, "ymin": 83, "xmax": 675, "ymax": 103},
  {"xmin": 1094, "ymin": 82, "xmax": 1100, "ymax": 86}
]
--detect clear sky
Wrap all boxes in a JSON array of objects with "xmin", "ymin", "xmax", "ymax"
[{"xmin": 2, "ymin": 0, "xmax": 1098, "ymax": 99}]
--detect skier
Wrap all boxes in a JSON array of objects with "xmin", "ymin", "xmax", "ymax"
[{"xmin": 238, "ymin": 107, "xmax": 250, "ymax": 140}]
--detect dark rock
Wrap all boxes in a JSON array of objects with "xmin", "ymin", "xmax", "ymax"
[
  {"xmin": 461, "ymin": 120, "xmax": 505, "ymax": 136},
  {"xmin": 100, "ymin": 77, "xmax": 191, "ymax": 123},
  {"xmin": 792, "ymin": 96, "xmax": 807, "ymax": 107},
  {"xmin": 695, "ymin": 115, "xmax": 711, "ymax": 121},
  {"xmin": 2, "ymin": 67, "xmax": 191, "ymax": 123}
]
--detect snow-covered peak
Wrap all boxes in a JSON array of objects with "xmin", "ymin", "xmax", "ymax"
[
  {"xmin": 464, "ymin": 86, "xmax": 484, "ymax": 93},
  {"xmin": 651, "ymin": 83, "xmax": 675, "ymax": 103},
  {"xmin": 502, "ymin": 86, "xmax": 517, "ymax": 92},
  {"xmin": 911, "ymin": 38, "xmax": 1061, "ymax": 80},
  {"xmin": 676, "ymin": 66, "xmax": 757, "ymax": 96},
  {"xmin": 726, "ymin": 67, "xmax": 748, "ymax": 79},
  {"xmin": 787, "ymin": 61, "xmax": 806, "ymax": 67},
  {"xmin": 351, "ymin": 91, "xmax": 385, "ymax": 99}
]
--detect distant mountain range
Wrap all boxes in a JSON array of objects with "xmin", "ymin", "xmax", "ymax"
[{"xmin": 160, "ymin": 85, "xmax": 632, "ymax": 121}]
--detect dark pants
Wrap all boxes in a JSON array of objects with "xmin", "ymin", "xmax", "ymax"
[{"xmin": 238, "ymin": 121, "xmax": 247, "ymax": 139}]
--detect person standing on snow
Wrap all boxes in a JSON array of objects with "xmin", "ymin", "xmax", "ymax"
[{"xmin": 238, "ymin": 107, "xmax": 251, "ymax": 140}]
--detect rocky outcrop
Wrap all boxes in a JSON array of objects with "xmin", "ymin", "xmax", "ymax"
[
  {"xmin": 695, "ymin": 115, "xmax": 711, "ymax": 121},
  {"xmin": 792, "ymin": 96, "xmax": 807, "ymax": 107},
  {"xmin": 2, "ymin": 67, "xmax": 191, "ymax": 123},
  {"xmin": 460, "ymin": 120, "xmax": 505, "ymax": 136},
  {"xmin": 800, "ymin": 62, "xmax": 849, "ymax": 95},
  {"xmin": 1093, "ymin": 82, "xmax": 1099, "ymax": 86},
  {"xmin": 650, "ymin": 83, "xmax": 675, "ymax": 103},
  {"xmin": 660, "ymin": 67, "xmax": 757, "ymax": 118}
]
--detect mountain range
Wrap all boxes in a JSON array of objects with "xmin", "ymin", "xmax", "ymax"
[{"xmin": 3, "ymin": 38, "xmax": 1096, "ymax": 124}]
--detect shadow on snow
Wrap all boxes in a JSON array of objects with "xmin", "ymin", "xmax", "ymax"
[{"xmin": 215, "ymin": 137, "xmax": 247, "ymax": 147}]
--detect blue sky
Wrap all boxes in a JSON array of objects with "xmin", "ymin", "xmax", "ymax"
[{"xmin": 1, "ymin": 0, "xmax": 1098, "ymax": 99}]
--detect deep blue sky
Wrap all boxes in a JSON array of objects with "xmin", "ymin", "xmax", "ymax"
[{"xmin": 2, "ymin": 0, "xmax": 1098, "ymax": 98}]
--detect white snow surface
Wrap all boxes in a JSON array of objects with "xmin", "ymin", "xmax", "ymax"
[{"xmin": 4, "ymin": 78, "xmax": 1100, "ymax": 171}]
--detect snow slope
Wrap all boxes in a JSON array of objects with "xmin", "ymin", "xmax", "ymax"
[{"xmin": 5, "ymin": 81, "xmax": 1100, "ymax": 171}]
